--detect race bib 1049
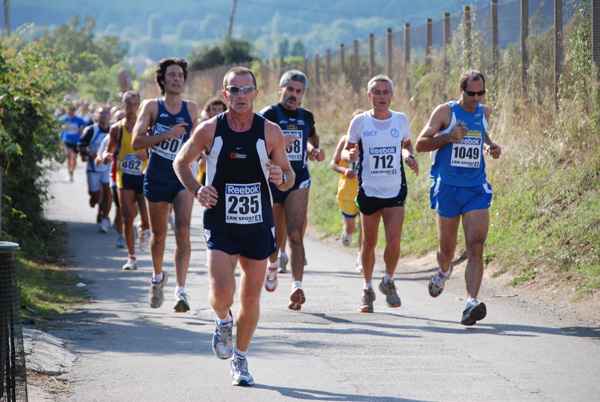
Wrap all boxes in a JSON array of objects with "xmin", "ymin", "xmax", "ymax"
[
  {"xmin": 451, "ymin": 133, "xmax": 482, "ymax": 168},
  {"xmin": 225, "ymin": 183, "xmax": 263, "ymax": 224}
]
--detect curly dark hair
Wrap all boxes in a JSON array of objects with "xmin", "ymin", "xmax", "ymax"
[{"xmin": 155, "ymin": 58, "xmax": 188, "ymax": 95}]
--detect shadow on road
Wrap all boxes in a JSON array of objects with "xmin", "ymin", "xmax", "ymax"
[{"xmin": 252, "ymin": 383, "xmax": 429, "ymax": 401}]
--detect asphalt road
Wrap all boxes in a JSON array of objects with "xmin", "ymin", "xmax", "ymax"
[{"xmin": 43, "ymin": 161, "xmax": 600, "ymax": 402}]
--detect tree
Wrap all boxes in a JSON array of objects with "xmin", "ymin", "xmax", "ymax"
[
  {"xmin": 275, "ymin": 36, "xmax": 289, "ymax": 58},
  {"xmin": 36, "ymin": 16, "xmax": 127, "ymax": 75},
  {"xmin": 0, "ymin": 31, "xmax": 74, "ymax": 253},
  {"xmin": 148, "ymin": 13, "xmax": 162, "ymax": 40},
  {"xmin": 290, "ymin": 38, "xmax": 306, "ymax": 57},
  {"xmin": 188, "ymin": 37, "xmax": 254, "ymax": 71}
]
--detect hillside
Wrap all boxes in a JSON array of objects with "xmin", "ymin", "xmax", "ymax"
[{"xmin": 6, "ymin": 0, "xmax": 494, "ymax": 64}]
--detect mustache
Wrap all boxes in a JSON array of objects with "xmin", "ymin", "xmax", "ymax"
[{"xmin": 286, "ymin": 96, "xmax": 297, "ymax": 102}]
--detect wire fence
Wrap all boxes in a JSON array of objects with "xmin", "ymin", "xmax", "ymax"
[{"xmin": 173, "ymin": 0, "xmax": 596, "ymax": 108}]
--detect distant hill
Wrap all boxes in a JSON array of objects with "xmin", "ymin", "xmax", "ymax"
[{"xmin": 4, "ymin": 0, "xmax": 495, "ymax": 66}]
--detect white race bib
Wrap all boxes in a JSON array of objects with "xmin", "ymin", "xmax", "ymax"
[
  {"xmin": 120, "ymin": 153, "xmax": 143, "ymax": 176},
  {"xmin": 368, "ymin": 145, "xmax": 399, "ymax": 176},
  {"xmin": 451, "ymin": 134, "xmax": 481, "ymax": 168},
  {"xmin": 151, "ymin": 122, "xmax": 183, "ymax": 160},
  {"xmin": 225, "ymin": 183, "xmax": 263, "ymax": 224},
  {"xmin": 284, "ymin": 130, "xmax": 303, "ymax": 161}
]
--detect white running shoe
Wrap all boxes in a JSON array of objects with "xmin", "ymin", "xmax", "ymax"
[
  {"xmin": 231, "ymin": 357, "xmax": 254, "ymax": 386},
  {"xmin": 429, "ymin": 264, "xmax": 453, "ymax": 298},
  {"xmin": 116, "ymin": 234, "xmax": 126, "ymax": 248},
  {"xmin": 122, "ymin": 256, "xmax": 137, "ymax": 270},
  {"xmin": 149, "ymin": 272, "xmax": 168, "ymax": 308},
  {"xmin": 355, "ymin": 257, "xmax": 363, "ymax": 273},
  {"xmin": 173, "ymin": 292, "xmax": 190, "ymax": 313},
  {"xmin": 341, "ymin": 231, "xmax": 352, "ymax": 247},
  {"xmin": 167, "ymin": 213, "xmax": 175, "ymax": 230},
  {"xmin": 99, "ymin": 217, "xmax": 110, "ymax": 233},
  {"xmin": 138, "ymin": 228, "xmax": 150, "ymax": 251},
  {"xmin": 264, "ymin": 266, "xmax": 278, "ymax": 292},
  {"xmin": 278, "ymin": 254, "xmax": 288, "ymax": 273}
]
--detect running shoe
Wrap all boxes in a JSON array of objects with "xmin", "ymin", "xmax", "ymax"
[
  {"xmin": 378, "ymin": 278, "xmax": 401, "ymax": 308},
  {"xmin": 461, "ymin": 302, "xmax": 487, "ymax": 326},
  {"xmin": 355, "ymin": 257, "xmax": 363, "ymax": 273},
  {"xmin": 278, "ymin": 254, "xmax": 288, "ymax": 273},
  {"xmin": 429, "ymin": 264, "xmax": 453, "ymax": 298},
  {"xmin": 213, "ymin": 312, "xmax": 234, "ymax": 359},
  {"xmin": 99, "ymin": 217, "xmax": 110, "ymax": 233},
  {"xmin": 116, "ymin": 234, "xmax": 126, "ymax": 248},
  {"xmin": 231, "ymin": 357, "xmax": 254, "ymax": 386},
  {"xmin": 149, "ymin": 272, "xmax": 169, "ymax": 308},
  {"xmin": 341, "ymin": 231, "xmax": 352, "ymax": 247},
  {"xmin": 122, "ymin": 256, "xmax": 137, "ymax": 270},
  {"xmin": 359, "ymin": 288, "xmax": 376, "ymax": 313},
  {"xmin": 167, "ymin": 213, "xmax": 175, "ymax": 230},
  {"xmin": 67, "ymin": 172, "xmax": 73, "ymax": 182},
  {"xmin": 288, "ymin": 287, "xmax": 306, "ymax": 310},
  {"xmin": 264, "ymin": 266, "xmax": 278, "ymax": 292},
  {"xmin": 138, "ymin": 228, "xmax": 150, "ymax": 251},
  {"xmin": 173, "ymin": 292, "xmax": 190, "ymax": 313}
]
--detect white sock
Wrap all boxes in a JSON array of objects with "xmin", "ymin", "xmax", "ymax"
[
  {"xmin": 234, "ymin": 347, "xmax": 247, "ymax": 360},
  {"xmin": 129, "ymin": 254, "xmax": 136, "ymax": 260},
  {"xmin": 216, "ymin": 311, "xmax": 233, "ymax": 325},
  {"xmin": 175, "ymin": 286, "xmax": 185, "ymax": 294},
  {"xmin": 269, "ymin": 259, "xmax": 280, "ymax": 268},
  {"xmin": 383, "ymin": 273, "xmax": 393, "ymax": 283},
  {"xmin": 279, "ymin": 251, "xmax": 288, "ymax": 260},
  {"xmin": 364, "ymin": 280, "xmax": 373, "ymax": 290},
  {"xmin": 152, "ymin": 272, "xmax": 164, "ymax": 283},
  {"xmin": 292, "ymin": 281, "xmax": 302, "ymax": 290},
  {"xmin": 466, "ymin": 297, "xmax": 478, "ymax": 308}
]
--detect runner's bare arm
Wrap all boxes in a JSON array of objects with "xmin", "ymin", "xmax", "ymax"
[
  {"xmin": 100, "ymin": 123, "xmax": 120, "ymax": 164},
  {"xmin": 415, "ymin": 103, "xmax": 463, "ymax": 153},
  {"xmin": 132, "ymin": 100, "xmax": 189, "ymax": 151},
  {"xmin": 265, "ymin": 120, "xmax": 294, "ymax": 191},
  {"xmin": 174, "ymin": 120, "xmax": 217, "ymax": 206},
  {"xmin": 329, "ymin": 136, "xmax": 349, "ymax": 175}
]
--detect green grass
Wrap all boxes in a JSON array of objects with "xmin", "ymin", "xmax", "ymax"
[{"xmin": 16, "ymin": 255, "xmax": 88, "ymax": 318}]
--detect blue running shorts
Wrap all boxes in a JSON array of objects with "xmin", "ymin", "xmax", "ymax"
[{"xmin": 430, "ymin": 180, "xmax": 493, "ymax": 218}]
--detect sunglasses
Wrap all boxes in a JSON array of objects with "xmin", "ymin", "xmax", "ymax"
[
  {"xmin": 226, "ymin": 85, "xmax": 256, "ymax": 95},
  {"xmin": 464, "ymin": 89, "xmax": 486, "ymax": 97}
]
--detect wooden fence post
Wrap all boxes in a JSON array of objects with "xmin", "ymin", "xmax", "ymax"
[
  {"xmin": 386, "ymin": 28, "xmax": 393, "ymax": 80},
  {"xmin": 326, "ymin": 49, "xmax": 331, "ymax": 82},
  {"xmin": 314, "ymin": 54, "xmax": 320, "ymax": 89},
  {"xmin": 404, "ymin": 23, "xmax": 410, "ymax": 95},
  {"xmin": 521, "ymin": 0, "xmax": 529, "ymax": 98},
  {"xmin": 340, "ymin": 43, "xmax": 345, "ymax": 78},
  {"xmin": 426, "ymin": 18, "xmax": 433, "ymax": 69},
  {"xmin": 591, "ymin": 0, "xmax": 600, "ymax": 75},
  {"xmin": 492, "ymin": 0, "xmax": 499, "ymax": 75},
  {"xmin": 465, "ymin": 6, "xmax": 472, "ymax": 66},
  {"xmin": 369, "ymin": 33, "xmax": 375, "ymax": 77},
  {"xmin": 354, "ymin": 39, "xmax": 360, "ymax": 91},
  {"xmin": 444, "ymin": 12, "xmax": 451, "ymax": 73},
  {"xmin": 555, "ymin": 0, "xmax": 563, "ymax": 104}
]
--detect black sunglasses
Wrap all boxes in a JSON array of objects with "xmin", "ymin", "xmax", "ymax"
[
  {"xmin": 464, "ymin": 89, "xmax": 486, "ymax": 97},
  {"xmin": 226, "ymin": 85, "xmax": 256, "ymax": 95}
]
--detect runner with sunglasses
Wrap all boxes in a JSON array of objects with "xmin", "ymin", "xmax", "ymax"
[
  {"xmin": 174, "ymin": 66, "xmax": 293, "ymax": 386},
  {"xmin": 416, "ymin": 70, "xmax": 502, "ymax": 326},
  {"xmin": 132, "ymin": 58, "xmax": 199, "ymax": 313},
  {"xmin": 259, "ymin": 70, "xmax": 325, "ymax": 310}
]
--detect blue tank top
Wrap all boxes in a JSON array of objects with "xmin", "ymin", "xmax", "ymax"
[
  {"xmin": 430, "ymin": 101, "xmax": 488, "ymax": 186},
  {"xmin": 146, "ymin": 98, "xmax": 193, "ymax": 183},
  {"xmin": 203, "ymin": 113, "xmax": 274, "ymax": 234},
  {"xmin": 272, "ymin": 104, "xmax": 310, "ymax": 174}
]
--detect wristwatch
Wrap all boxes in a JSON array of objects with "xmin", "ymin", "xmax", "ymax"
[{"xmin": 281, "ymin": 173, "xmax": 286, "ymax": 185}]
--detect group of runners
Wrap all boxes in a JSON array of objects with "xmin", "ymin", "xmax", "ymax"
[{"xmin": 60, "ymin": 57, "xmax": 501, "ymax": 387}]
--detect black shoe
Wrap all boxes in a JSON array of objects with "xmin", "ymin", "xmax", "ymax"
[{"xmin": 461, "ymin": 302, "xmax": 487, "ymax": 326}]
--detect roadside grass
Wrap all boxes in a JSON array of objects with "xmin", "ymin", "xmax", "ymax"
[{"xmin": 14, "ymin": 223, "xmax": 88, "ymax": 321}]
